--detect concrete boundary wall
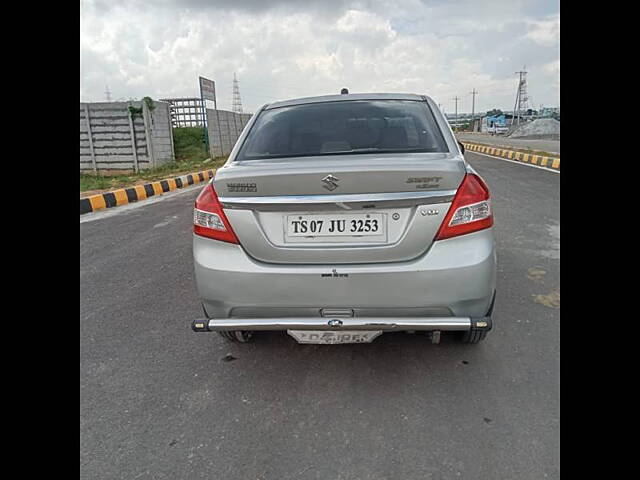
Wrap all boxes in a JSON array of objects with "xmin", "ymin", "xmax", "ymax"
[
  {"xmin": 206, "ymin": 108, "xmax": 253, "ymax": 158},
  {"xmin": 80, "ymin": 101, "xmax": 175, "ymax": 173}
]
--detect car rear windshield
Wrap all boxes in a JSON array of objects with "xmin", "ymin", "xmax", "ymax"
[{"xmin": 236, "ymin": 100, "xmax": 449, "ymax": 160}]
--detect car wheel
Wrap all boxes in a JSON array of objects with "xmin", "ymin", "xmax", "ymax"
[
  {"xmin": 218, "ymin": 330, "xmax": 254, "ymax": 343},
  {"xmin": 460, "ymin": 291, "xmax": 495, "ymax": 344},
  {"xmin": 459, "ymin": 329, "xmax": 487, "ymax": 344}
]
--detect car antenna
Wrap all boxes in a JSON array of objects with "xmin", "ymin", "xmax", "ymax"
[{"xmin": 341, "ymin": 88, "xmax": 349, "ymax": 94}]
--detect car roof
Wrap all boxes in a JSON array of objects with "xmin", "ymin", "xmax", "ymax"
[{"xmin": 264, "ymin": 93, "xmax": 429, "ymax": 110}]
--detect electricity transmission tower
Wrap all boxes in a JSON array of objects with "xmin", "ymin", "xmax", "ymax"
[
  {"xmin": 231, "ymin": 73, "xmax": 243, "ymax": 114},
  {"xmin": 104, "ymin": 85, "xmax": 112, "ymax": 102},
  {"xmin": 513, "ymin": 66, "xmax": 529, "ymax": 126}
]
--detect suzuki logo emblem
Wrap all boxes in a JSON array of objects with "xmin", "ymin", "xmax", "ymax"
[{"xmin": 322, "ymin": 174, "xmax": 340, "ymax": 191}]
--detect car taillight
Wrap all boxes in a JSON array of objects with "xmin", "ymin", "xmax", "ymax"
[
  {"xmin": 434, "ymin": 173, "xmax": 493, "ymax": 240},
  {"xmin": 193, "ymin": 183, "xmax": 240, "ymax": 244}
]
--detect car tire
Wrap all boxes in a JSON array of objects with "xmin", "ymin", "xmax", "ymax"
[
  {"xmin": 459, "ymin": 291, "xmax": 495, "ymax": 344},
  {"xmin": 460, "ymin": 329, "xmax": 487, "ymax": 344},
  {"xmin": 218, "ymin": 330, "xmax": 254, "ymax": 343}
]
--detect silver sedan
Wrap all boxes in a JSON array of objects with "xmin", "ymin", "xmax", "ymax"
[{"xmin": 192, "ymin": 93, "xmax": 496, "ymax": 345}]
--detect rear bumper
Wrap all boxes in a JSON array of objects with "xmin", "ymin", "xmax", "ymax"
[
  {"xmin": 192, "ymin": 315, "xmax": 492, "ymax": 332},
  {"xmin": 194, "ymin": 227, "xmax": 496, "ymax": 321}
]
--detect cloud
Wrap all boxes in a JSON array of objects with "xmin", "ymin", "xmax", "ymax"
[
  {"xmin": 80, "ymin": 0, "xmax": 559, "ymax": 113},
  {"xmin": 526, "ymin": 14, "xmax": 560, "ymax": 47},
  {"xmin": 544, "ymin": 59, "xmax": 560, "ymax": 76}
]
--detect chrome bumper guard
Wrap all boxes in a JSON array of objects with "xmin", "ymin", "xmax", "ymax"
[{"xmin": 192, "ymin": 316, "xmax": 492, "ymax": 333}]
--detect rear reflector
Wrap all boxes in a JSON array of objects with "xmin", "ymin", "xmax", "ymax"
[
  {"xmin": 193, "ymin": 183, "xmax": 240, "ymax": 244},
  {"xmin": 434, "ymin": 173, "xmax": 493, "ymax": 240}
]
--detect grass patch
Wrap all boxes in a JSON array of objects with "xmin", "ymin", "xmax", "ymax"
[
  {"xmin": 80, "ymin": 127, "xmax": 228, "ymax": 193},
  {"xmin": 173, "ymin": 127, "xmax": 209, "ymax": 162}
]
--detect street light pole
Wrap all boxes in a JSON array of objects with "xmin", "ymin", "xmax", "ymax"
[
  {"xmin": 453, "ymin": 96, "xmax": 460, "ymax": 132},
  {"xmin": 470, "ymin": 89, "xmax": 477, "ymax": 118},
  {"xmin": 470, "ymin": 89, "xmax": 478, "ymax": 132}
]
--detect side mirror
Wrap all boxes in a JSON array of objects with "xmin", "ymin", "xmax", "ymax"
[{"xmin": 458, "ymin": 141, "xmax": 465, "ymax": 154}]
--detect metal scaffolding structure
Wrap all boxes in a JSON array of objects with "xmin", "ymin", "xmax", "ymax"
[{"xmin": 159, "ymin": 97, "xmax": 206, "ymax": 127}]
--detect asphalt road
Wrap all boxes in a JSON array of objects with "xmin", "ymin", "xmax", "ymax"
[
  {"xmin": 80, "ymin": 152, "xmax": 560, "ymax": 480},
  {"xmin": 456, "ymin": 133, "xmax": 560, "ymax": 155}
]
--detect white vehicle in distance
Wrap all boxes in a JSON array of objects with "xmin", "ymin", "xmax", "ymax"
[{"xmin": 487, "ymin": 125, "xmax": 509, "ymax": 135}]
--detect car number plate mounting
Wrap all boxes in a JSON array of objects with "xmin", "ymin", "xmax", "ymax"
[{"xmin": 287, "ymin": 330, "xmax": 382, "ymax": 344}]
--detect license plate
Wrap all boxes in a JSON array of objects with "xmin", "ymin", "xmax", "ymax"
[
  {"xmin": 288, "ymin": 330, "xmax": 382, "ymax": 344},
  {"xmin": 286, "ymin": 213, "xmax": 384, "ymax": 237}
]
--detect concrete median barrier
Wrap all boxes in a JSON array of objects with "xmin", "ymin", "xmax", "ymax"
[
  {"xmin": 462, "ymin": 142, "xmax": 560, "ymax": 171},
  {"xmin": 80, "ymin": 169, "xmax": 215, "ymax": 215}
]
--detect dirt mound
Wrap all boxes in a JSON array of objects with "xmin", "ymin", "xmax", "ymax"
[{"xmin": 508, "ymin": 118, "xmax": 560, "ymax": 140}]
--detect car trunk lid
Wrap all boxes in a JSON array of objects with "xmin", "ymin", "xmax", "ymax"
[{"xmin": 214, "ymin": 153, "xmax": 465, "ymax": 264}]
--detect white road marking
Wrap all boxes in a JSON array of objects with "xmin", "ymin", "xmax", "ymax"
[
  {"xmin": 80, "ymin": 183, "xmax": 204, "ymax": 223},
  {"xmin": 468, "ymin": 150, "xmax": 560, "ymax": 174},
  {"xmin": 153, "ymin": 215, "xmax": 179, "ymax": 229}
]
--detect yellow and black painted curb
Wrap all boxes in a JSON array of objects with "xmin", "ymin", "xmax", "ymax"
[
  {"xmin": 80, "ymin": 169, "xmax": 215, "ymax": 215},
  {"xmin": 462, "ymin": 142, "xmax": 560, "ymax": 171}
]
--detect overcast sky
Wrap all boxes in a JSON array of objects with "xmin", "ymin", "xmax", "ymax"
[{"xmin": 80, "ymin": 0, "xmax": 559, "ymax": 114}]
